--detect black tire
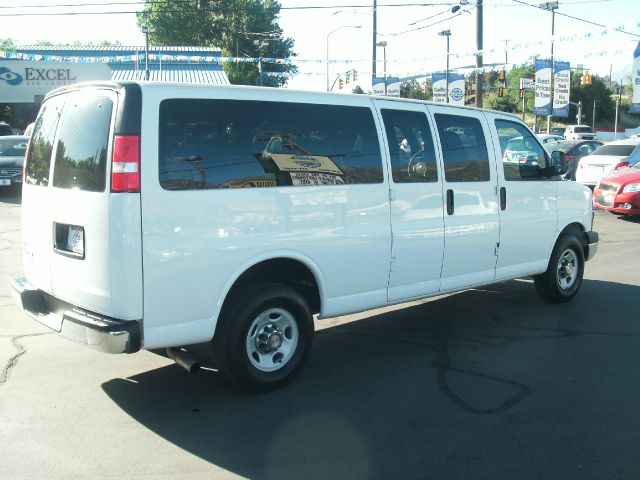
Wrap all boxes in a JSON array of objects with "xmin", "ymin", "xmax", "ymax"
[
  {"xmin": 534, "ymin": 233, "xmax": 585, "ymax": 303},
  {"xmin": 212, "ymin": 282, "xmax": 314, "ymax": 392}
]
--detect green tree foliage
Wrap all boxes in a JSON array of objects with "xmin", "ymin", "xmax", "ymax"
[
  {"xmin": 137, "ymin": 0, "xmax": 296, "ymax": 87},
  {"xmin": 568, "ymin": 71, "xmax": 615, "ymax": 125},
  {"xmin": 0, "ymin": 38, "xmax": 16, "ymax": 51},
  {"xmin": 351, "ymin": 85, "xmax": 366, "ymax": 95},
  {"xmin": 400, "ymin": 79, "xmax": 430, "ymax": 100}
]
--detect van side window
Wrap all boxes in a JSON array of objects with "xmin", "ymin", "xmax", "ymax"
[
  {"xmin": 25, "ymin": 96, "xmax": 65, "ymax": 187},
  {"xmin": 159, "ymin": 99, "xmax": 383, "ymax": 190},
  {"xmin": 495, "ymin": 120, "xmax": 549, "ymax": 181},
  {"xmin": 381, "ymin": 109, "xmax": 437, "ymax": 183},
  {"xmin": 52, "ymin": 95, "xmax": 113, "ymax": 192},
  {"xmin": 434, "ymin": 114, "xmax": 490, "ymax": 182}
]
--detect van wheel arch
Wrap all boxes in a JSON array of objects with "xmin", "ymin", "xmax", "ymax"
[{"xmin": 220, "ymin": 258, "xmax": 321, "ymax": 323}]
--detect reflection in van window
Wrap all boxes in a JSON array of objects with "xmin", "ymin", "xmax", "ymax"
[
  {"xmin": 25, "ymin": 96, "xmax": 66, "ymax": 187},
  {"xmin": 381, "ymin": 109, "xmax": 438, "ymax": 183},
  {"xmin": 159, "ymin": 99, "xmax": 383, "ymax": 190},
  {"xmin": 52, "ymin": 96, "xmax": 113, "ymax": 192},
  {"xmin": 495, "ymin": 119, "xmax": 548, "ymax": 181},
  {"xmin": 434, "ymin": 114, "xmax": 490, "ymax": 182}
]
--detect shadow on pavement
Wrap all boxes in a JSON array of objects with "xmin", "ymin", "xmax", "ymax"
[{"xmin": 102, "ymin": 279, "xmax": 640, "ymax": 479}]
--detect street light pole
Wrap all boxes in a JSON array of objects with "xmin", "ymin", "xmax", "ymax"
[
  {"xmin": 376, "ymin": 41, "xmax": 388, "ymax": 95},
  {"xmin": 141, "ymin": 25, "xmax": 156, "ymax": 81},
  {"xmin": 326, "ymin": 25, "xmax": 361, "ymax": 92},
  {"xmin": 253, "ymin": 40, "xmax": 269, "ymax": 87},
  {"xmin": 439, "ymin": 30, "xmax": 451, "ymax": 103},
  {"xmin": 540, "ymin": 1, "xmax": 558, "ymax": 134}
]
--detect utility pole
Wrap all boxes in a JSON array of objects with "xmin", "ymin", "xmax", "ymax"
[
  {"xmin": 475, "ymin": 0, "xmax": 483, "ymax": 108},
  {"xmin": 540, "ymin": 1, "xmax": 559, "ymax": 134},
  {"xmin": 614, "ymin": 84, "xmax": 622, "ymax": 140},
  {"xmin": 372, "ymin": 0, "xmax": 377, "ymax": 83},
  {"xmin": 439, "ymin": 30, "xmax": 451, "ymax": 104}
]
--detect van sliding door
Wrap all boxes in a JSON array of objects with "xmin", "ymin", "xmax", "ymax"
[{"xmin": 428, "ymin": 106, "xmax": 501, "ymax": 291}]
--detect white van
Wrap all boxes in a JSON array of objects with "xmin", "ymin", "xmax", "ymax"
[{"xmin": 11, "ymin": 82, "xmax": 598, "ymax": 391}]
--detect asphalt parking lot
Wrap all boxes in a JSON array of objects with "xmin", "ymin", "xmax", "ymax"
[{"xmin": 1, "ymin": 188, "xmax": 639, "ymax": 480}]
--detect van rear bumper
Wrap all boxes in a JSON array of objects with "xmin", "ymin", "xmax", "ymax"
[{"xmin": 10, "ymin": 277, "xmax": 141, "ymax": 354}]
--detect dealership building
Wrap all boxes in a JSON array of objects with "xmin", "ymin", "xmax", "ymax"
[{"xmin": 0, "ymin": 45, "xmax": 230, "ymax": 130}]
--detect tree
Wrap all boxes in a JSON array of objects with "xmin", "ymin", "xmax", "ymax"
[
  {"xmin": 351, "ymin": 85, "xmax": 366, "ymax": 95},
  {"xmin": 0, "ymin": 38, "xmax": 16, "ymax": 51},
  {"xmin": 569, "ymin": 71, "xmax": 615, "ymax": 126},
  {"xmin": 400, "ymin": 79, "xmax": 429, "ymax": 100},
  {"xmin": 137, "ymin": 0, "xmax": 297, "ymax": 87}
]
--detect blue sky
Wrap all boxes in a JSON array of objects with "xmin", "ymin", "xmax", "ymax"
[{"xmin": 0, "ymin": 0, "xmax": 638, "ymax": 91}]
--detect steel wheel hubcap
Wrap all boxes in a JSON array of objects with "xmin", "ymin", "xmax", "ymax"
[
  {"xmin": 246, "ymin": 308, "xmax": 299, "ymax": 372},
  {"xmin": 557, "ymin": 249, "xmax": 578, "ymax": 290}
]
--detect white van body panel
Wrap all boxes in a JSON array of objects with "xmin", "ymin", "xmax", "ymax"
[
  {"xmin": 483, "ymin": 111, "xmax": 559, "ymax": 281},
  {"xmin": 22, "ymin": 184, "xmax": 54, "ymax": 295},
  {"xmin": 374, "ymin": 100, "xmax": 445, "ymax": 302},
  {"xmin": 428, "ymin": 104, "xmax": 501, "ymax": 292},
  {"xmin": 139, "ymin": 85, "xmax": 392, "ymax": 347}
]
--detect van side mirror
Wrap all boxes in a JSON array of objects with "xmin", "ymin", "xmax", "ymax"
[{"xmin": 547, "ymin": 150, "xmax": 564, "ymax": 176}]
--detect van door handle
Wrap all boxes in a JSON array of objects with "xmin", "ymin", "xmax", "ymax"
[
  {"xmin": 500, "ymin": 187, "xmax": 507, "ymax": 211},
  {"xmin": 446, "ymin": 189, "xmax": 454, "ymax": 215}
]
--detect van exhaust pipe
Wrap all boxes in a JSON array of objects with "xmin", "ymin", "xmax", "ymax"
[{"xmin": 167, "ymin": 347, "xmax": 200, "ymax": 374}]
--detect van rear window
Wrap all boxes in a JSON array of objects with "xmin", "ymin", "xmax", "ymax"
[
  {"xmin": 52, "ymin": 95, "xmax": 112, "ymax": 192},
  {"xmin": 25, "ymin": 96, "xmax": 65, "ymax": 187},
  {"xmin": 159, "ymin": 99, "xmax": 383, "ymax": 189}
]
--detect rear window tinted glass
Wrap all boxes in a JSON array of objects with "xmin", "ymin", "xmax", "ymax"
[
  {"xmin": 434, "ymin": 113, "xmax": 490, "ymax": 182},
  {"xmin": 25, "ymin": 96, "xmax": 66, "ymax": 186},
  {"xmin": 591, "ymin": 144, "xmax": 637, "ymax": 157},
  {"xmin": 574, "ymin": 126, "xmax": 592, "ymax": 133},
  {"xmin": 159, "ymin": 99, "xmax": 383, "ymax": 190},
  {"xmin": 52, "ymin": 95, "xmax": 112, "ymax": 192}
]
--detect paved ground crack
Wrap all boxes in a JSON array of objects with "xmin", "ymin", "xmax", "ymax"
[{"xmin": 0, "ymin": 333, "xmax": 52, "ymax": 386}]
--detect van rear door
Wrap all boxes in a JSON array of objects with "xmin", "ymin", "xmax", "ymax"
[{"xmin": 22, "ymin": 85, "xmax": 143, "ymax": 321}]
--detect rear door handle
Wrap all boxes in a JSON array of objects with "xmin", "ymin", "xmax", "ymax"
[
  {"xmin": 500, "ymin": 186, "xmax": 507, "ymax": 211},
  {"xmin": 446, "ymin": 189, "xmax": 454, "ymax": 215}
]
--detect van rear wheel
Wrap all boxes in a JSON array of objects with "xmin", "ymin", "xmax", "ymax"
[
  {"xmin": 212, "ymin": 282, "xmax": 314, "ymax": 392},
  {"xmin": 534, "ymin": 233, "xmax": 584, "ymax": 303}
]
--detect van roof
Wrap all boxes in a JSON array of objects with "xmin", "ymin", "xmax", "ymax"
[{"xmin": 44, "ymin": 80, "xmax": 519, "ymax": 118}]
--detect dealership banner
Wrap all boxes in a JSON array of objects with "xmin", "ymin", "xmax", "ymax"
[
  {"xmin": 534, "ymin": 59, "xmax": 552, "ymax": 116},
  {"xmin": 448, "ymin": 73, "xmax": 465, "ymax": 106},
  {"xmin": 553, "ymin": 61, "xmax": 570, "ymax": 117},
  {"xmin": 432, "ymin": 72, "xmax": 465, "ymax": 105},
  {"xmin": 632, "ymin": 42, "xmax": 640, "ymax": 114}
]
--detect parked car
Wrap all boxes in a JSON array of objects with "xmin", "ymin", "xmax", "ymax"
[
  {"xmin": 551, "ymin": 127, "xmax": 566, "ymax": 137},
  {"xmin": 575, "ymin": 139, "xmax": 640, "ymax": 187},
  {"xmin": 544, "ymin": 140, "xmax": 604, "ymax": 180},
  {"xmin": 502, "ymin": 136, "xmax": 541, "ymax": 166},
  {"xmin": 564, "ymin": 125, "xmax": 597, "ymax": 141},
  {"xmin": 593, "ymin": 158, "xmax": 640, "ymax": 215},
  {"xmin": 0, "ymin": 135, "xmax": 29, "ymax": 189},
  {"xmin": 536, "ymin": 134, "xmax": 565, "ymax": 145}
]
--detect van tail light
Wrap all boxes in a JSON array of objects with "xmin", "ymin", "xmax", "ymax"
[
  {"xmin": 614, "ymin": 161, "xmax": 629, "ymax": 171},
  {"xmin": 111, "ymin": 135, "xmax": 141, "ymax": 193}
]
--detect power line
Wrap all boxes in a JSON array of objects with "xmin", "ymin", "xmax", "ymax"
[{"xmin": 509, "ymin": 0, "xmax": 640, "ymax": 38}]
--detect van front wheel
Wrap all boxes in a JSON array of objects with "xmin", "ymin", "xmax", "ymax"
[
  {"xmin": 534, "ymin": 234, "xmax": 584, "ymax": 303},
  {"xmin": 212, "ymin": 282, "xmax": 314, "ymax": 392}
]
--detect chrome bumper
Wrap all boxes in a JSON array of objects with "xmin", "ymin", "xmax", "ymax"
[
  {"xmin": 10, "ymin": 277, "xmax": 141, "ymax": 354},
  {"xmin": 585, "ymin": 231, "xmax": 599, "ymax": 261}
]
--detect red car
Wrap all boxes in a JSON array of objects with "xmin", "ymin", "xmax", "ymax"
[{"xmin": 593, "ymin": 160, "xmax": 640, "ymax": 215}]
